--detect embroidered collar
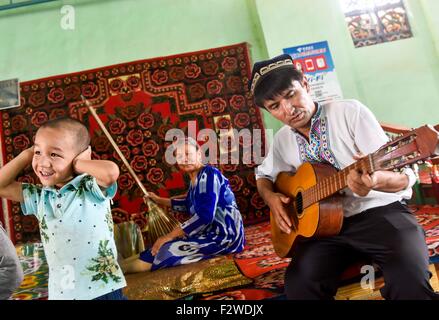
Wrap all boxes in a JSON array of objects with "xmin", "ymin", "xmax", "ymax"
[
  {"xmin": 293, "ymin": 102, "xmax": 340, "ymax": 169},
  {"xmin": 43, "ymin": 173, "xmax": 89, "ymax": 193}
]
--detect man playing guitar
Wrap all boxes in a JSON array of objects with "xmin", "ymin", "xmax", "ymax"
[{"xmin": 250, "ymin": 54, "xmax": 438, "ymax": 300}]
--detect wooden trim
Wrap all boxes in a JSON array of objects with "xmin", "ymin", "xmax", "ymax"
[
  {"xmin": 379, "ymin": 122, "xmax": 410, "ymax": 134},
  {"xmin": 380, "ymin": 122, "xmax": 439, "ymax": 134},
  {"xmin": 380, "ymin": 122, "xmax": 439, "ymax": 163}
]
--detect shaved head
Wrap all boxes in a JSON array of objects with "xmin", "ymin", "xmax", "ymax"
[{"xmin": 38, "ymin": 117, "xmax": 90, "ymax": 153}]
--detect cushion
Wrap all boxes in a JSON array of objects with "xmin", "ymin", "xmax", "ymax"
[
  {"xmin": 113, "ymin": 221, "xmax": 145, "ymax": 259},
  {"xmin": 123, "ymin": 255, "xmax": 252, "ymax": 300}
]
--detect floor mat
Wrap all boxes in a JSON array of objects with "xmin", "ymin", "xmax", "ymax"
[
  {"xmin": 10, "ymin": 242, "xmax": 48, "ymax": 300},
  {"xmin": 11, "ymin": 204, "xmax": 439, "ymax": 299},
  {"xmin": 233, "ymin": 222, "xmax": 290, "ymax": 279},
  {"xmin": 123, "ymin": 255, "xmax": 252, "ymax": 300},
  {"xmin": 409, "ymin": 204, "xmax": 439, "ymax": 262}
]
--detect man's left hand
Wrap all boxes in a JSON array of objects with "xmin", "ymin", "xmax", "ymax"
[
  {"xmin": 347, "ymin": 169, "xmax": 379, "ymax": 196},
  {"xmin": 347, "ymin": 153, "xmax": 380, "ymax": 197}
]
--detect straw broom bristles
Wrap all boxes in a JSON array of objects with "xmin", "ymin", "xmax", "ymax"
[{"xmin": 81, "ymin": 96, "xmax": 180, "ymax": 246}]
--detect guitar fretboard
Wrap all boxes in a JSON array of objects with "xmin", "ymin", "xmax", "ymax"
[{"xmin": 302, "ymin": 156, "xmax": 373, "ymax": 209}]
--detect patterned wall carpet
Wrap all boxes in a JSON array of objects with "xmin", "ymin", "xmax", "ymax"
[{"xmin": 0, "ymin": 43, "xmax": 270, "ymax": 244}]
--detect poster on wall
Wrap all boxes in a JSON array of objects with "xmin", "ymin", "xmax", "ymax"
[
  {"xmin": 0, "ymin": 78, "xmax": 20, "ymax": 110},
  {"xmin": 283, "ymin": 41, "xmax": 343, "ymax": 102}
]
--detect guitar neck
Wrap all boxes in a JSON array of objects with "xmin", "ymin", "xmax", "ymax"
[
  {"xmin": 300, "ymin": 124, "xmax": 439, "ymax": 209},
  {"xmin": 302, "ymin": 156, "xmax": 373, "ymax": 208}
]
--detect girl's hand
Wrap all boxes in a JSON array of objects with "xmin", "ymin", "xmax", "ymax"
[
  {"xmin": 144, "ymin": 192, "xmax": 161, "ymax": 203},
  {"xmin": 143, "ymin": 192, "xmax": 173, "ymax": 207},
  {"xmin": 151, "ymin": 235, "xmax": 173, "ymax": 256}
]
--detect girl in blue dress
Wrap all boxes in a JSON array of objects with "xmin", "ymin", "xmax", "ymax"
[{"xmin": 121, "ymin": 138, "xmax": 245, "ymax": 273}]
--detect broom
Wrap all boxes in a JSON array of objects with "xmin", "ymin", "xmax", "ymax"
[{"xmin": 81, "ymin": 96, "xmax": 180, "ymax": 246}]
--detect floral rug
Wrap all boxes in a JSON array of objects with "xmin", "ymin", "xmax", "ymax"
[
  {"xmin": 9, "ymin": 242, "xmax": 48, "ymax": 300},
  {"xmin": 11, "ymin": 205, "xmax": 439, "ymax": 300},
  {"xmin": 200, "ymin": 205, "xmax": 439, "ymax": 300},
  {"xmin": 0, "ymin": 43, "xmax": 269, "ymax": 245}
]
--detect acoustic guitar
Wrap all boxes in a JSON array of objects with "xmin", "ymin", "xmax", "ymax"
[{"xmin": 271, "ymin": 124, "xmax": 439, "ymax": 258}]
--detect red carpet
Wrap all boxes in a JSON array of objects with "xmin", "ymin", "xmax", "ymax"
[
  {"xmin": 11, "ymin": 205, "xmax": 439, "ymax": 300},
  {"xmin": 0, "ymin": 43, "xmax": 270, "ymax": 244},
  {"xmin": 234, "ymin": 222, "xmax": 290, "ymax": 279},
  {"xmin": 201, "ymin": 205, "xmax": 439, "ymax": 300},
  {"xmin": 199, "ymin": 221, "xmax": 288, "ymax": 300},
  {"xmin": 409, "ymin": 204, "xmax": 439, "ymax": 262}
]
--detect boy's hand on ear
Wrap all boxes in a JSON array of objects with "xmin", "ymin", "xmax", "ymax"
[
  {"xmin": 73, "ymin": 146, "xmax": 92, "ymax": 172},
  {"xmin": 21, "ymin": 146, "xmax": 34, "ymax": 163},
  {"xmin": 72, "ymin": 146, "xmax": 119, "ymax": 186},
  {"xmin": 75, "ymin": 146, "xmax": 92, "ymax": 161}
]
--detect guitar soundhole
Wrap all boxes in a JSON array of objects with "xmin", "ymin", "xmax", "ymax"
[{"xmin": 295, "ymin": 192, "xmax": 303, "ymax": 214}]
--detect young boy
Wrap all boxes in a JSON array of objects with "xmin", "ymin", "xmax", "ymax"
[{"xmin": 0, "ymin": 117, "xmax": 126, "ymax": 300}]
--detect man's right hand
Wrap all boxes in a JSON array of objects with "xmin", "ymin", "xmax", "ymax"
[{"xmin": 267, "ymin": 192, "xmax": 294, "ymax": 234}]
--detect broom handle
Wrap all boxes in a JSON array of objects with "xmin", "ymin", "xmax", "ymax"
[{"xmin": 82, "ymin": 96, "xmax": 149, "ymax": 197}]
